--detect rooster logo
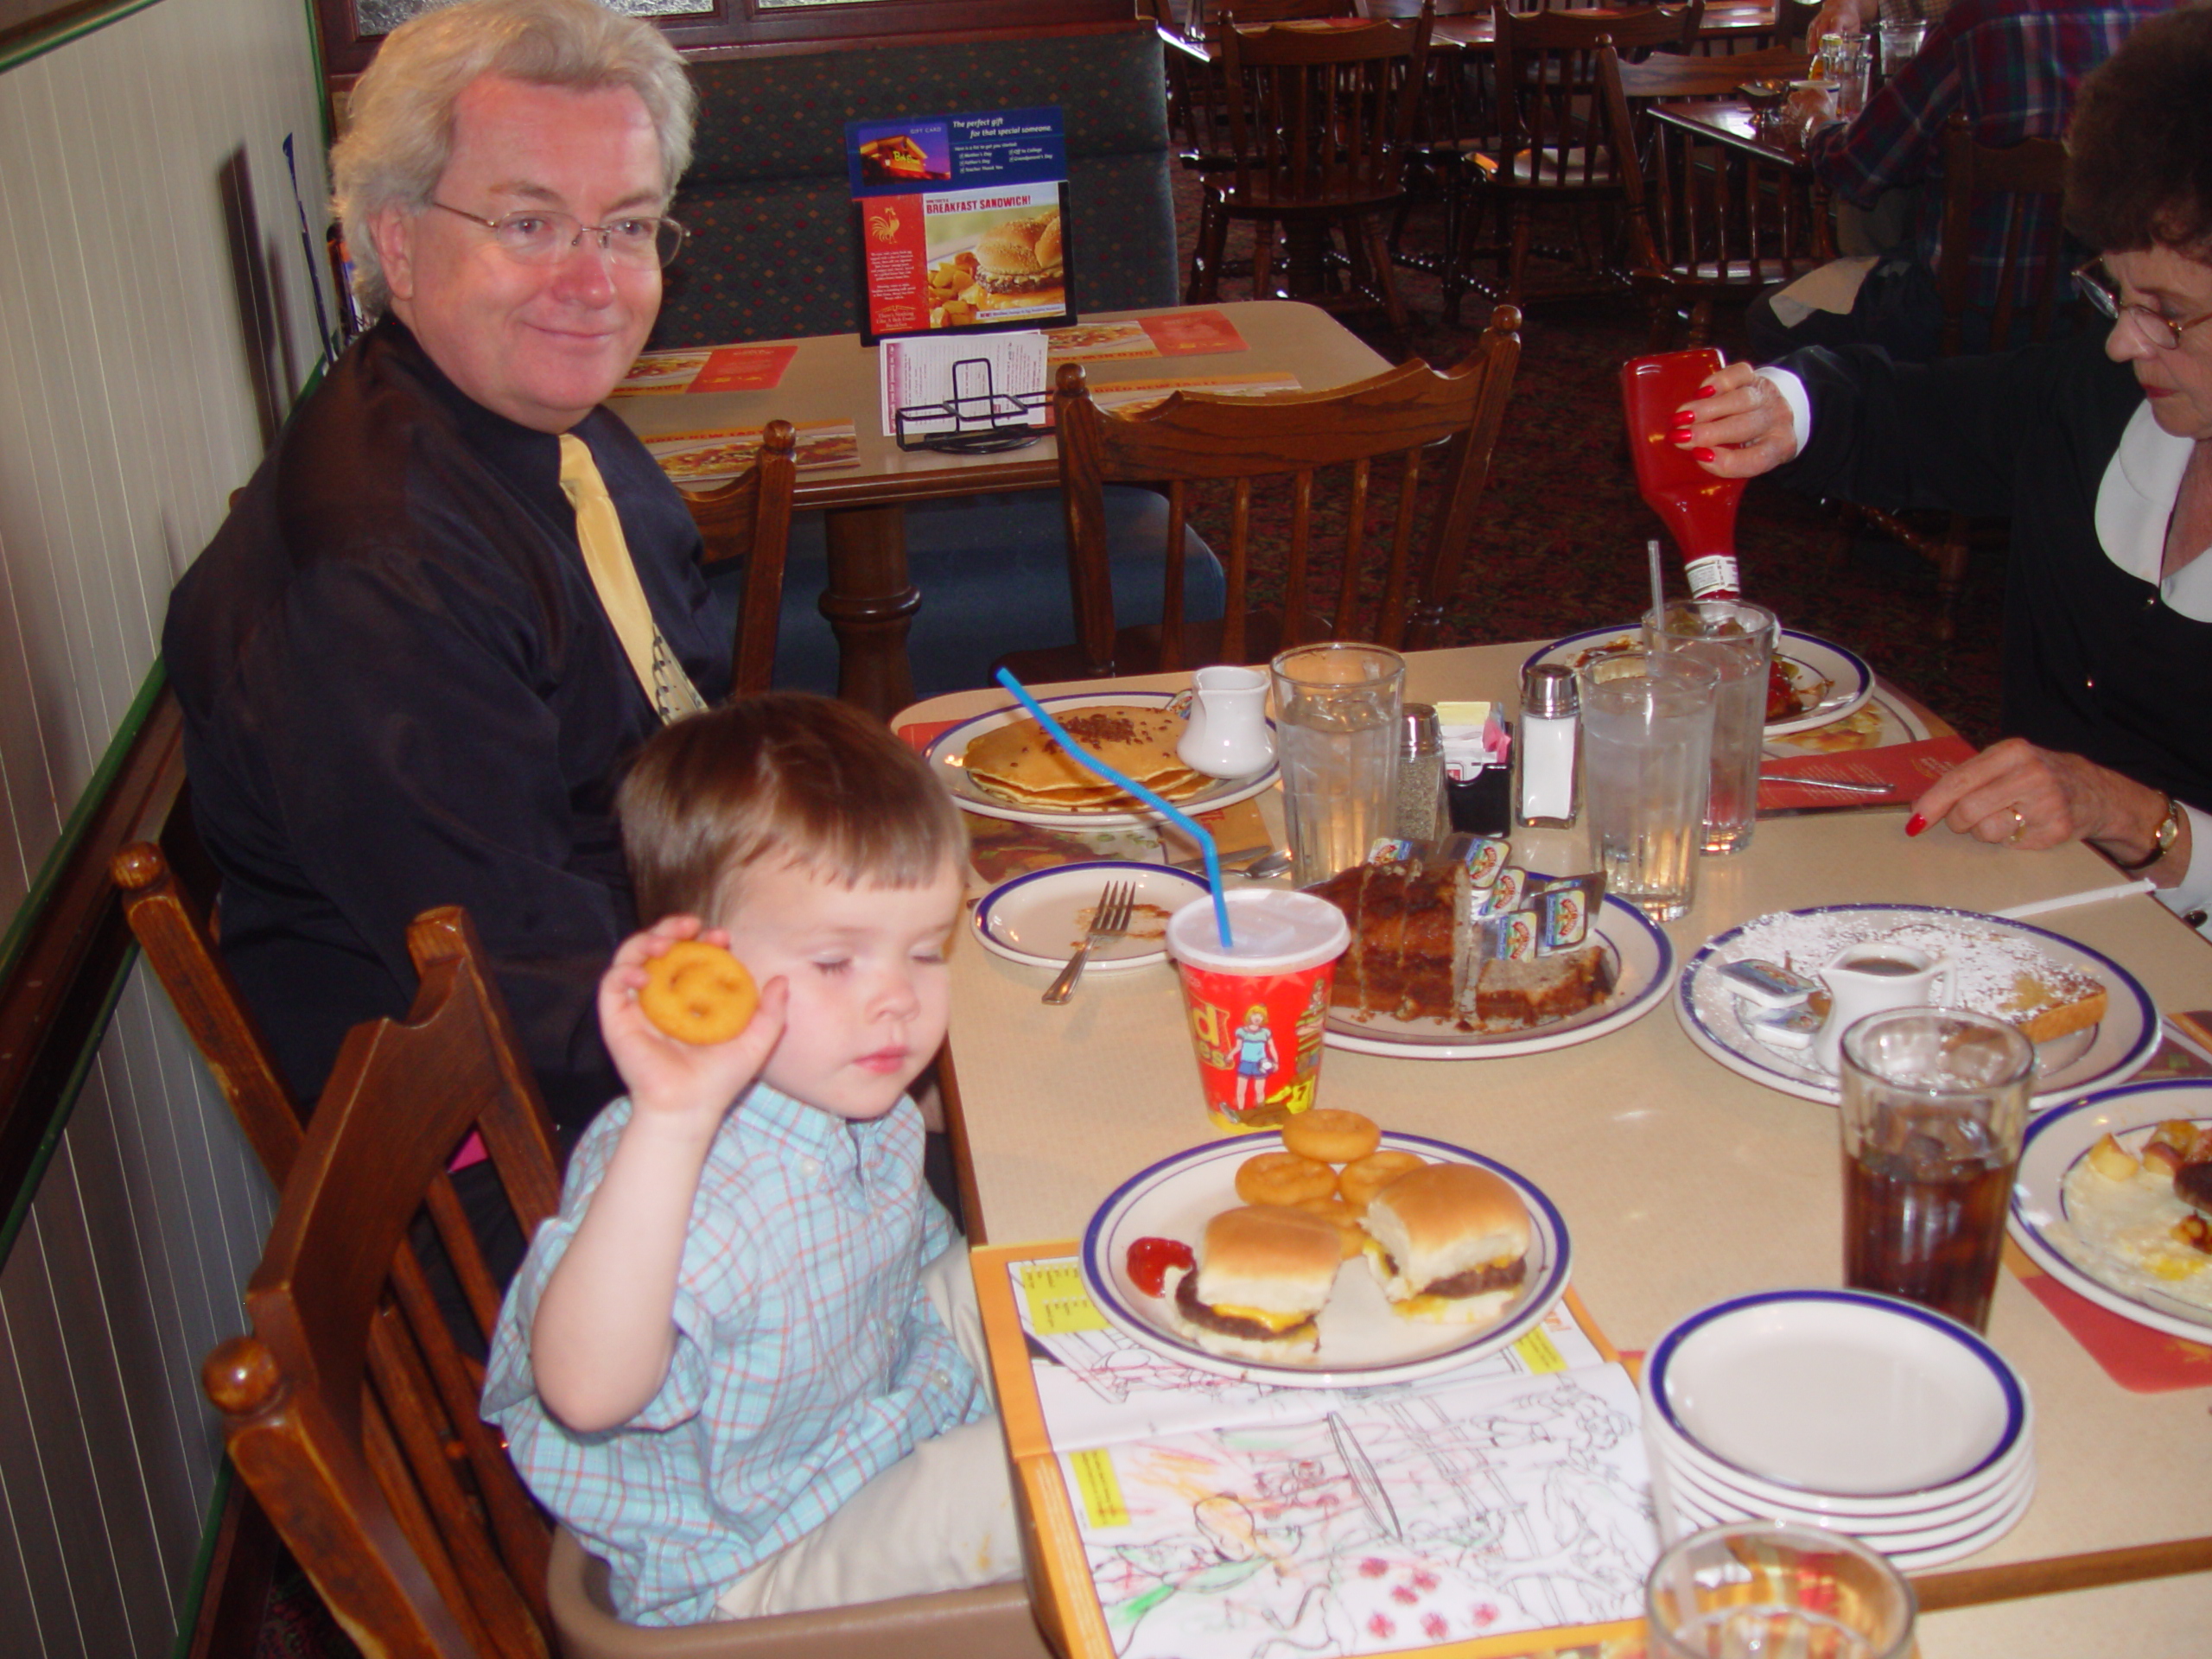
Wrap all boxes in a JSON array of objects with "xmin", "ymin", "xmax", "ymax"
[{"xmin": 868, "ymin": 204, "xmax": 901, "ymax": 243}]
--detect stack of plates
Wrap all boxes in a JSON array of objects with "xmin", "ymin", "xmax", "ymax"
[{"xmin": 1641, "ymin": 1290, "xmax": 2035, "ymax": 1569}]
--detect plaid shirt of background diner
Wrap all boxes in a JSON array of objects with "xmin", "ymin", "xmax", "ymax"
[{"xmin": 1806, "ymin": 0, "xmax": 2170, "ymax": 324}]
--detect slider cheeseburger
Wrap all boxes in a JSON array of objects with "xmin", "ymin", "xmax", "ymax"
[
  {"xmin": 1358, "ymin": 1163, "xmax": 1530, "ymax": 1326},
  {"xmin": 962, "ymin": 207, "xmax": 1065, "ymax": 315},
  {"xmin": 1161, "ymin": 1205, "xmax": 1341, "ymax": 1362}
]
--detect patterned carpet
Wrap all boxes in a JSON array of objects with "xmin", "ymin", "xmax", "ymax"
[{"xmin": 1166, "ymin": 166, "xmax": 2012, "ymax": 746}]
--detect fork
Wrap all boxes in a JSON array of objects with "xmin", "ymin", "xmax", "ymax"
[{"xmin": 1044, "ymin": 880, "xmax": 1135, "ymax": 1005}]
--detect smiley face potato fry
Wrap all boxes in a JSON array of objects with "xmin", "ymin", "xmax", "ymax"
[{"xmin": 639, "ymin": 940, "xmax": 760, "ymax": 1045}]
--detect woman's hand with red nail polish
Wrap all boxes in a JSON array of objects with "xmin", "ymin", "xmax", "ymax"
[{"xmin": 1904, "ymin": 813, "xmax": 1927, "ymax": 837}]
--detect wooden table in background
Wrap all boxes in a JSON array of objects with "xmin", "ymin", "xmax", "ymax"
[
  {"xmin": 615, "ymin": 302, "xmax": 1386, "ymax": 718},
  {"xmin": 919, "ymin": 642, "xmax": 2212, "ymax": 1658}
]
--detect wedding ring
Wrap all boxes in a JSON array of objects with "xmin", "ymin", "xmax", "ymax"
[{"xmin": 2005, "ymin": 806, "xmax": 2025, "ymax": 844}]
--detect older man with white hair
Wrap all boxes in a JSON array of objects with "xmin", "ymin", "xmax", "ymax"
[{"xmin": 164, "ymin": 0, "xmax": 721, "ymax": 1142}]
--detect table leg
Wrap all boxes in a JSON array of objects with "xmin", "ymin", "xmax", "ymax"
[{"xmin": 820, "ymin": 503, "xmax": 919, "ymax": 720}]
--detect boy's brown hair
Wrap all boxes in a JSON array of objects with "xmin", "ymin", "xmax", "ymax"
[{"xmin": 618, "ymin": 693, "xmax": 967, "ymax": 924}]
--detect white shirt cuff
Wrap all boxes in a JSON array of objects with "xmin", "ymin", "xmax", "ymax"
[
  {"xmin": 1754, "ymin": 366, "xmax": 1812, "ymax": 456},
  {"xmin": 2155, "ymin": 804, "xmax": 2212, "ymax": 931}
]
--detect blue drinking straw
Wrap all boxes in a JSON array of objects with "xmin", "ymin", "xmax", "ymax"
[{"xmin": 992, "ymin": 668, "xmax": 1235, "ymax": 949}]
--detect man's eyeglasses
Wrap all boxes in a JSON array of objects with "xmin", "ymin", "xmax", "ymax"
[
  {"xmin": 2072, "ymin": 258, "xmax": 2212, "ymax": 350},
  {"xmin": 431, "ymin": 201, "xmax": 687, "ymax": 270}
]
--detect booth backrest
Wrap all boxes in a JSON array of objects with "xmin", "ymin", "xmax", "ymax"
[{"xmin": 653, "ymin": 24, "xmax": 1179, "ymax": 347}]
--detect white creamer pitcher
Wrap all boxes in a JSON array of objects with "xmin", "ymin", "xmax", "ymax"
[
  {"xmin": 1812, "ymin": 943, "xmax": 1955, "ymax": 1074},
  {"xmin": 1175, "ymin": 664, "xmax": 1274, "ymax": 779}
]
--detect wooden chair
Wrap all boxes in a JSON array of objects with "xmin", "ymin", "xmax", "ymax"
[
  {"xmin": 1000, "ymin": 305, "xmax": 1522, "ymax": 682},
  {"xmin": 199, "ymin": 904, "xmax": 1051, "ymax": 1658},
  {"xmin": 1633, "ymin": 51, "xmax": 1836, "ymax": 349},
  {"xmin": 679, "ymin": 418, "xmax": 798, "ymax": 696},
  {"xmin": 1187, "ymin": 9, "xmax": 1435, "ymax": 334},
  {"xmin": 1465, "ymin": 8, "xmax": 1687, "ymax": 311}
]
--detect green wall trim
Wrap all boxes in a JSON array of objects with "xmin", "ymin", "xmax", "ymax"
[
  {"xmin": 0, "ymin": 0, "xmax": 166, "ymax": 74},
  {"xmin": 0, "ymin": 661, "xmax": 166, "ymax": 989},
  {"xmin": 168, "ymin": 1463, "xmax": 234, "ymax": 1659}
]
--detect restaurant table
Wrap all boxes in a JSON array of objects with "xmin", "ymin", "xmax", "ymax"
[
  {"xmin": 917, "ymin": 643, "xmax": 2212, "ymax": 1657},
  {"xmin": 613, "ymin": 302, "xmax": 1387, "ymax": 719},
  {"xmin": 1618, "ymin": 47, "xmax": 1807, "ymax": 100}
]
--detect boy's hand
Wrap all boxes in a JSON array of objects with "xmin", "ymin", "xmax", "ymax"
[{"xmin": 600, "ymin": 918, "xmax": 788, "ymax": 1130}]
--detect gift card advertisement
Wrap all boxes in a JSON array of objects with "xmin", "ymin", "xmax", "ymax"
[{"xmin": 849, "ymin": 106, "xmax": 1072, "ymax": 344}]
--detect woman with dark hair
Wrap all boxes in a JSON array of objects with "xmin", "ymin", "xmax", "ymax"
[{"xmin": 1674, "ymin": 4, "xmax": 2212, "ymax": 930}]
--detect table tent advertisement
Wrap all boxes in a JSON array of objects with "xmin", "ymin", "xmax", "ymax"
[{"xmin": 847, "ymin": 105, "xmax": 1074, "ymax": 343}]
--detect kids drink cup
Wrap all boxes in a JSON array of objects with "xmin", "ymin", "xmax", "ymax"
[
  {"xmin": 1621, "ymin": 349, "xmax": 1750, "ymax": 600},
  {"xmin": 1166, "ymin": 888, "xmax": 1351, "ymax": 1134}
]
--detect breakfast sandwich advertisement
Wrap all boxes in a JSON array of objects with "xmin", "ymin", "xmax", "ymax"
[{"xmin": 847, "ymin": 105, "xmax": 1072, "ymax": 343}]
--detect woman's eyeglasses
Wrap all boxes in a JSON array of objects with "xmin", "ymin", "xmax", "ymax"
[{"xmin": 2072, "ymin": 258, "xmax": 2212, "ymax": 350}]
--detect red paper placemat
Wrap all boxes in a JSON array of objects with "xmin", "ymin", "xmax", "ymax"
[
  {"xmin": 897, "ymin": 717, "xmax": 963, "ymax": 754},
  {"xmin": 2005, "ymin": 1240, "xmax": 2212, "ymax": 1392},
  {"xmin": 1758, "ymin": 734, "xmax": 1977, "ymax": 812}
]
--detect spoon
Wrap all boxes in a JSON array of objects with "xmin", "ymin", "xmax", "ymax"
[{"xmin": 1239, "ymin": 849, "xmax": 1294, "ymax": 880}]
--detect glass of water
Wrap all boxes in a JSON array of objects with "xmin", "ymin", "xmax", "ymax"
[
  {"xmin": 1646, "ymin": 1522, "xmax": 1916, "ymax": 1659},
  {"xmin": 1269, "ymin": 642, "xmax": 1404, "ymax": 888},
  {"xmin": 1578, "ymin": 650, "xmax": 1716, "ymax": 921},
  {"xmin": 1644, "ymin": 598, "xmax": 1777, "ymax": 855}
]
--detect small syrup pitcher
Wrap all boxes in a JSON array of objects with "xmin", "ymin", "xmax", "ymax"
[
  {"xmin": 1812, "ymin": 943, "xmax": 1955, "ymax": 1074},
  {"xmin": 1175, "ymin": 665, "xmax": 1274, "ymax": 779}
]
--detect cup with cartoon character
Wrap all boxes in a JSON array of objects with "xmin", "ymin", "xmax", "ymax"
[{"xmin": 1166, "ymin": 888, "xmax": 1350, "ymax": 1134}]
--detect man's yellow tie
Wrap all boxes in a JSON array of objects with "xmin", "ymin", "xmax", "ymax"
[{"xmin": 557, "ymin": 432, "xmax": 707, "ymax": 722}]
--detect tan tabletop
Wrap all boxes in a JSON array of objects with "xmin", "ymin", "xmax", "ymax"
[
  {"xmin": 918, "ymin": 643, "xmax": 2212, "ymax": 1658},
  {"xmin": 614, "ymin": 302, "xmax": 1389, "ymax": 716}
]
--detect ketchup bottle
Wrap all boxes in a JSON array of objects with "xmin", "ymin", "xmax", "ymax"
[{"xmin": 1621, "ymin": 348, "xmax": 1748, "ymax": 600}]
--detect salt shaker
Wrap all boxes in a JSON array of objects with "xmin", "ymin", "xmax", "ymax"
[
  {"xmin": 1514, "ymin": 664, "xmax": 1580, "ymax": 830},
  {"xmin": 1393, "ymin": 702, "xmax": 1447, "ymax": 842}
]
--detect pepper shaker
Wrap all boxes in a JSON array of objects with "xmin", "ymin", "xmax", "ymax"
[
  {"xmin": 1514, "ymin": 664, "xmax": 1580, "ymax": 830},
  {"xmin": 1392, "ymin": 703, "xmax": 1447, "ymax": 842}
]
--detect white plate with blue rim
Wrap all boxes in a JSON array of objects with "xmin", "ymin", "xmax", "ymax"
[
  {"xmin": 925, "ymin": 690, "xmax": 1277, "ymax": 827},
  {"xmin": 1324, "ymin": 893, "xmax": 1674, "ymax": 1060},
  {"xmin": 972, "ymin": 860, "xmax": 1210, "ymax": 973},
  {"xmin": 1644, "ymin": 1287, "xmax": 2030, "ymax": 1503},
  {"xmin": 2008, "ymin": 1079, "xmax": 2212, "ymax": 1344},
  {"xmin": 1081, "ymin": 1131, "xmax": 1572, "ymax": 1387},
  {"xmin": 1676, "ymin": 903, "xmax": 2158, "ymax": 1109},
  {"xmin": 1522, "ymin": 625, "xmax": 1873, "ymax": 737}
]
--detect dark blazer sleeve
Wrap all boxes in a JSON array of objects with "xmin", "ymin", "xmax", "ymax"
[
  {"xmin": 226, "ymin": 538, "xmax": 638, "ymax": 1134},
  {"xmin": 1766, "ymin": 341, "xmax": 2101, "ymax": 520}
]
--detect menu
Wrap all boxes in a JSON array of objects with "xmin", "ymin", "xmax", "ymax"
[
  {"xmin": 610, "ymin": 344, "xmax": 799, "ymax": 397},
  {"xmin": 975, "ymin": 1243, "xmax": 1654, "ymax": 1659},
  {"xmin": 848, "ymin": 106, "xmax": 1072, "ymax": 343},
  {"xmin": 641, "ymin": 420, "xmax": 861, "ymax": 483}
]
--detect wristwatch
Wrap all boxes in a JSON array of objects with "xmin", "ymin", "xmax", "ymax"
[{"xmin": 2116, "ymin": 793, "xmax": 2183, "ymax": 874}]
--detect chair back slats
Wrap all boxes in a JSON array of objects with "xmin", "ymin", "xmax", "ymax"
[
  {"xmin": 1223, "ymin": 13, "xmax": 1433, "ymax": 211},
  {"xmin": 203, "ymin": 905, "xmax": 565, "ymax": 1659},
  {"xmin": 1936, "ymin": 114, "xmax": 2070, "ymax": 355},
  {"xmin": 1025, "ymin": 306, "xmax": 1522, "ymax": 680},
  {"xmin": 679, "ymin": 419, "xmax": 798, "ymax": 696}
]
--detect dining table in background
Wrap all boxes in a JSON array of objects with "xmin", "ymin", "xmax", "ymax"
[
  {"xmin": 615, "ymin": 302, "xmax": 1388, "ymax": 718},
  {"xmin": 916, "ymin": 642, "xmax": 2212, "ymax": 1658}
]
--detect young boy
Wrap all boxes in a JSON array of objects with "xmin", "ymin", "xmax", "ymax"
[{"xmin": 481, "ymin": 694, "xmax": 1020, "ymax": 1626}]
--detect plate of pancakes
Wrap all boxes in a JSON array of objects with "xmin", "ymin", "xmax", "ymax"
[{"xmin": 927, "ymin": 692, "xmax": 1278, "ymax": 825}]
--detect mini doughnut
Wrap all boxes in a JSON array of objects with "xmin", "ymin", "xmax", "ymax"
[
  {"xmin": 1338, "ymin": 1149, "xmax": 1427, "ymax": 1216},
  {"xmin": 1234, "ymin": 1150, "xmax": 1338, "ymax": 1208},
  {"xmin": 1297, "ymin": 1194, "xmax": 1364, "ymax": 1261},
  {"xmin": 639, "ymin": 940, "xmax": 759, "ymax": 1046},
  {"xmin": 1282, "ymin": 1108, "xmax": 1382, "ymax": 1166}
]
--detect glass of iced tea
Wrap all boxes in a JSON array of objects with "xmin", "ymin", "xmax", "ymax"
[{"xmin": 1839, "ymin": 1007, "xmax": 2036, "ymax": 1332}]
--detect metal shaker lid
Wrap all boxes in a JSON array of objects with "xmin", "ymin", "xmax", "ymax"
[
  {"xmin": 1521, "ymin": 663, "xmax": 1580, "ymax": 719},
  {"xmin": 1400, "ymin": 702, "xmax": 1442, "ymax": 755}
]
